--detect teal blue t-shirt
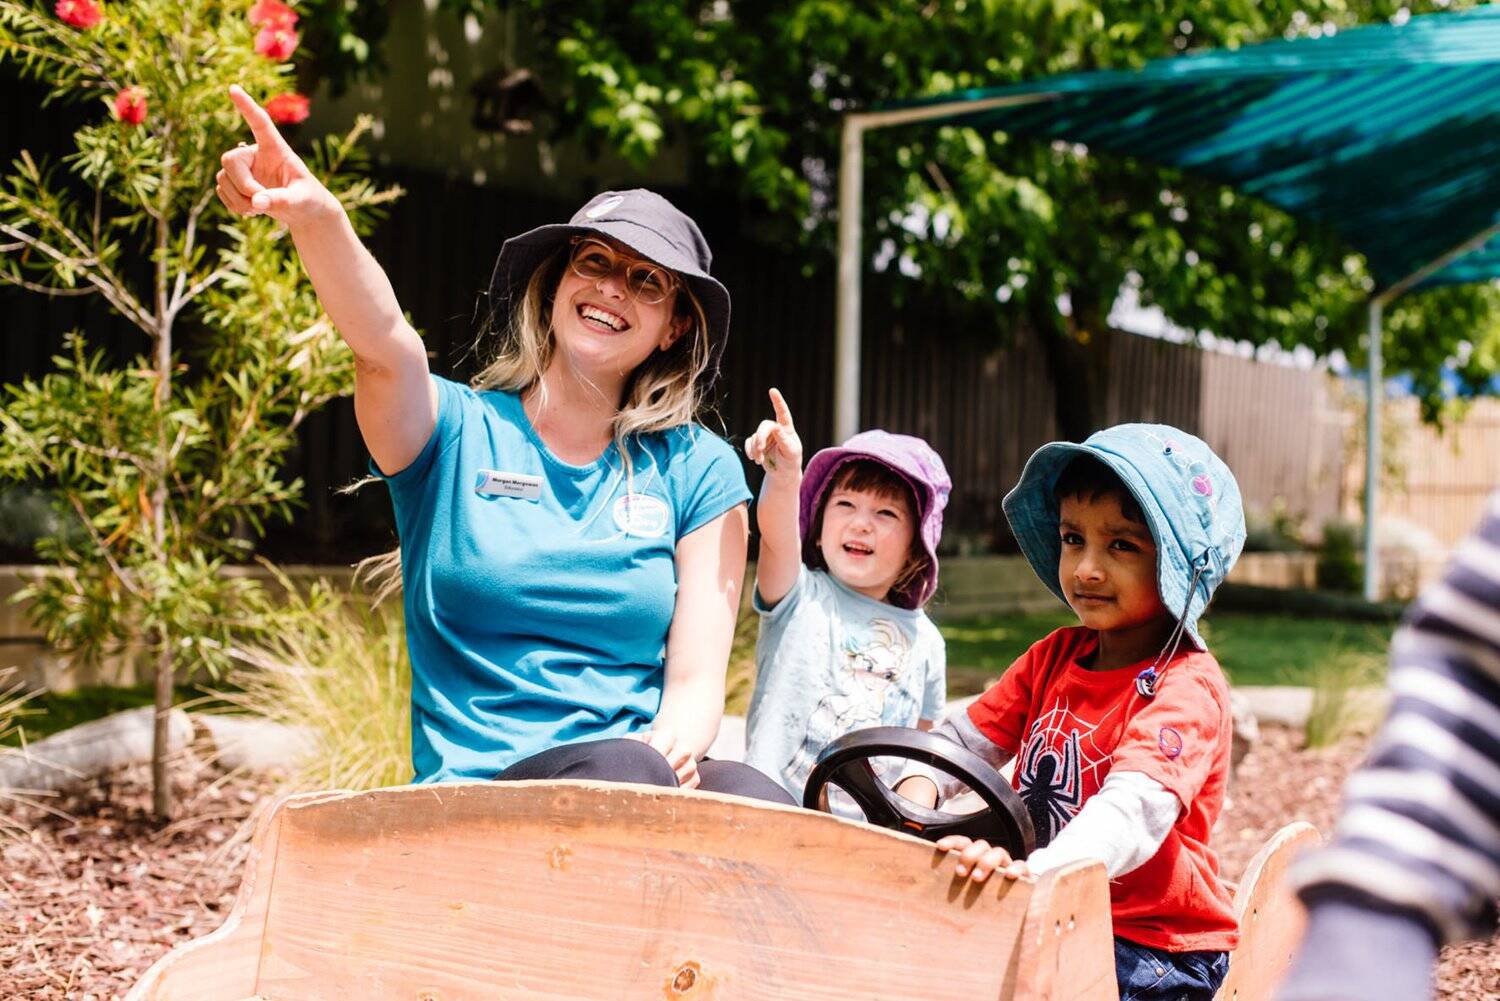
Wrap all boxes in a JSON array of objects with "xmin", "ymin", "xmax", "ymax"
[{"xmin": 377, "ymin": 375, "xmax": 751, "ymax": 783}]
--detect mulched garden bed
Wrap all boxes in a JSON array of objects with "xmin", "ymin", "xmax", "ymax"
[{"xmin": 2, "ymin": 725, "xmax": 1495, "ymax": 999}]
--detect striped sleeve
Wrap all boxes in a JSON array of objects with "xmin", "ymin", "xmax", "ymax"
[{"xmin": 1289, "ymin": 492, "xmax": 1500, "ymax": 946}]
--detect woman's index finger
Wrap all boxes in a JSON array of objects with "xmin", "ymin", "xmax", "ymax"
[
  {"xmin": 768, "ymin": 387, "xmax": 795, "ymax": 428},
  {"xmin": 228, "ymin": 85, "xmax": 290, "ymax": 152}
]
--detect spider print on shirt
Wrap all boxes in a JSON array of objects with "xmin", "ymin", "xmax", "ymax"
[
  {"xmin": 1015, "ymin": 699, "xmax": 1119, "ymax": 846},
  {"xmin": 1019, "ymin": 727, "xmax": 1082, "ymax": 844}
]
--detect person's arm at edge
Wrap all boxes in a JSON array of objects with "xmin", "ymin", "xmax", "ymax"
[{"xmin": 652, "ymin": 503, "xmax": 751, "ymax": 771}]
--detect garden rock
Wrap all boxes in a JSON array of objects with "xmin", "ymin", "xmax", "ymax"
[
  {"xmin": 0, "ymin": 705, "xmax": 193, "ymax": 795},
  {"xmin": 194, "ymin": 713, "xmax": 317, "ymax": 773},
  {"xmin": 1229, "ymin": 689, "xmax": 1259, "ymax": 775}
]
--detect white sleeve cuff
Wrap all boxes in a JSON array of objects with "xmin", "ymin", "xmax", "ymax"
[
  {"xmin": 902, "ymin": 711, "xmax": 1014, "ymax": 804},
  {"xmin": 1026, "ymin": 770, "xmax": 1179, "ymax": 878}
]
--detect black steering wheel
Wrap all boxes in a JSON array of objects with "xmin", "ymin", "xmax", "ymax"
[{"xmin": 801, "ymin": 726, "xmax": 1035, "ymax": 858}]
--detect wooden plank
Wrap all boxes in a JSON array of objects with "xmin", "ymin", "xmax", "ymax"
[
  {"xmin": 1214, "ymin": 821, "xmax": 1321, "ymax": 1001},
  {"xmin": 231, "ymin": 781, "xmax": 1039, "ymax": 1000},
  {"xmin": 1012, "ymin": 860, "xmax": 1119, "ymax": 1001},
  {"xmin": 127, "ymin": 791, "xmax": 349, "ymax": 1001}
]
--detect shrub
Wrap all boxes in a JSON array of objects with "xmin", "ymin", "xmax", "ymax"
[
  {"xmin": 1315, "ymin": 520, "xmax": 1364, "ymax": 594},
  {"xmin": 0, "ymin": 0, "xmax": 399, "ymax": 816},
  {"xmin": 1243, "ymin": 501, "xmax": 1307, "ymax": 554},
  {"xmin": 1303, "ymin": 649, "xmax": 1386, "ymax": 749}
]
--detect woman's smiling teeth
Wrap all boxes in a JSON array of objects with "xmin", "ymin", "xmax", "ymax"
[{"xmin": 578, "ymin": 303, "xmax": 629, "ymax": 332}]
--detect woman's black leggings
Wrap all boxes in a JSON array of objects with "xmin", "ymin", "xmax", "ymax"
[{"xmin": 496, "ymin": 738, "xmax": 796, "ymax": 805}]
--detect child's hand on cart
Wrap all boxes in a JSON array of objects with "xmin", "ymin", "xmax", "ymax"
[{"xmin": 937, "ymin": 835, "xmax": 1035, "ymax": 884}]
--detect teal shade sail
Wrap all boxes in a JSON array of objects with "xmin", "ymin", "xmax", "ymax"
[{"xmin": 885, "ymin": 4, "xmax": 1500, "ymax": 291}]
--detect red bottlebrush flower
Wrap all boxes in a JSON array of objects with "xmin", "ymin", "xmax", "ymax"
[
  {"xmin": 55, "ymin": 0, "xmax": 103, "ymax": 29},
  {"xmin": 248, "ymin": 0, "xmax": 297, "ymax": 30},
  {"xmin": 254, "ymin": 24, "xmax": 298, "ymax": 61},
  {"xmin": 265, "ymin": 93, "xmax": 310, "ymax": 125},
  {"xmin": 113, "ymin": 87, "xmax": 147, "ymax": 126}
]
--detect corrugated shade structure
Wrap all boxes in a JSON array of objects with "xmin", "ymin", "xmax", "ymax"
[{"xmin": 883, "ymin": 3, "xmax": 1500, "ymax": 291}]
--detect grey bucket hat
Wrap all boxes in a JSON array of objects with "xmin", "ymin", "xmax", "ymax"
[
  {"xmin": 1002, "ymin": 424, "xmax": 1246, "ymax": 651},
  {"xmin": 799, "ymin": 431, "xmax": 952, "ymax": 609},
  {"xmin": 485, "ymin": 189, "xmax": 731, "ymax": 375}
]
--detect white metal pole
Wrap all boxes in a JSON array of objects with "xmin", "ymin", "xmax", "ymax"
[
  {"xmin": 832, "ymin": 93, "xmax": 1058, "ymax": 444},
  {"xmin": 1363, "ymin": 298, "xmax": 1383, "ymax": 602},
  {"xmin": 834, "ymin": 116, "xmax": 865, "ymax": 443},
  {"xmin": 1355, "ymin": 221, "xmax": 1499, "ymax": 603}
]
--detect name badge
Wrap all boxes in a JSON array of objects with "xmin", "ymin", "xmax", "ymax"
[{"xmin": 475, "ymin": 469, "xmax": 543, "ymax": 501}]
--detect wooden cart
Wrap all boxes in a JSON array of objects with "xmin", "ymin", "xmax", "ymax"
[{"xmin": 128, "ymin": 781, "xmax": 1317, "ymax": 1000}]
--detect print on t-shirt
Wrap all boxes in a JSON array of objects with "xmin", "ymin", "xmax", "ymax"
[
  {"xmin": 1015, "ymin": 698, "xmax": 1116, "ymax": 847},
  {"xmin": 785, "ymin": 619, "xmax": 914, "ymax": 782}
]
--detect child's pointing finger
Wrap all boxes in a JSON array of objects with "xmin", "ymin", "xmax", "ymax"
[{"xmin": 769, "ymin": 387, "xmax": 795, "ymax": 429}]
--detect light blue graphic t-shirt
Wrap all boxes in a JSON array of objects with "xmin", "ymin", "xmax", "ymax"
[
  {"xmin": 377, "ymin": 375, "xmax": 751, "ymax": 783},
  {"xmin": 744, "ymin": 566, "xmax": 947, "ymax": 800}
]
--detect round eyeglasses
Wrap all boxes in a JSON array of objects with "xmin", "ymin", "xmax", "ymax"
[{"xmin": 568, "ymin": 237, "xmax": 678, "ymax": 305}]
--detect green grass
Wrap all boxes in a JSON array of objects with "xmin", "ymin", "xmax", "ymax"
[
  {"xmin": 940, "ymin": 610, "xmax": 1394, "ymax": 697},
  {"xmin": 9, "ymin": 609, "xmax": 1397, "ymax": 743}
]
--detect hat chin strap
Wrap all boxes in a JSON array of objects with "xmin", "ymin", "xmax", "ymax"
[{"xmin": 1135, "ymin": 551, "xmax": 1212, "ymax": 700}]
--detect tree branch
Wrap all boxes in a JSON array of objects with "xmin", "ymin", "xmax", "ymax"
[
  {"xmin": 65, "ymin": 492, "xmax": 144, "ymax": 601},
  {"xmin": 0, "ymin": 272, "xmax": 96, "ymax": 296},
  {"xmin": 0, "ymin": 221, "xmax": 155, "ymax": 333},
  {"xmin": 66, "ymin": 438, "xmax": 151, "ymax": 471}
]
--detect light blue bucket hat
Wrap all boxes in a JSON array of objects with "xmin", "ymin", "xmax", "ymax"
[{"xmin": 1002, "ymin": 424, "xmax": 1246, "ymax": 653}]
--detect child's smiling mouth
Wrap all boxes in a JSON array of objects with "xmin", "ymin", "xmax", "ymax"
[
  {"xmin": 1072, "ymin": 591, "xmax": 1115, "ymax": 604},
  {"xmin": 842, "ymin": 541, "xmax": 875, "ymax": 557}
]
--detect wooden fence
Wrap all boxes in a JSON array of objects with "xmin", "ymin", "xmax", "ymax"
[{"xmin": 1361, "ymin": 397, "xmax": 1500, "ymax": 547}]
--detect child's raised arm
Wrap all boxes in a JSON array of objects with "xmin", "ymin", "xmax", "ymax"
[{"xmin": 743, "ymin": 388, "xmax": 803, "ymax": 607}]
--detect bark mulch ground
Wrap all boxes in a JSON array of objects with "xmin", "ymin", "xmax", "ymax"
[
  {"xmin": 2, "ymin": 725, "xmax": 1496, "ymax": 999},
  {"xmin": 1218, "ymin": 725, "xmax": 1499, "ymax": 1001}
]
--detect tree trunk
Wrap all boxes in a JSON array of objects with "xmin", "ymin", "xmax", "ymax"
[
  {"xmin": 151, "ymin": 635, "xmax": 174, "ymax": 818},
  {"xmin": 1028, "ymin": 282, "xmax": 1115, "ymax": 442},
  {"xmin": 150, "ymin": 180, "xmax": 174, "ymax": 820}
]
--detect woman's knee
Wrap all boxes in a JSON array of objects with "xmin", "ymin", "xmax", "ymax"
[
  {"xmin": 497, "ymin": 737, "xmax": 679, "ymax": 787},
  {"xmin": 558, "ymin": 738, "xmax": 679, "ymax": 786},
  {"xmin": 696, "ymin": 759, "xmax": 797, "ymax": 805}
]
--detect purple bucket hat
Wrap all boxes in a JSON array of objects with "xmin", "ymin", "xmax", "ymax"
[{"xmin": 799, "ymin": 431, "xmax": 952, "ymax": 609}]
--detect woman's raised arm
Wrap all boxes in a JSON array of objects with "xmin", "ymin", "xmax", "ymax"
[{"xmin": 217, "ymin": 85, "xmax": 435, "ymax": 475}]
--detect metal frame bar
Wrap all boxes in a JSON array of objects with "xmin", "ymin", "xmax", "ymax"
[
  {"xmin": 1362, "ymin": 219, "xmax": 1500, "ymax": 601},
  {"xmin": 837, "ymin": 94, "xmax": 1496, "ymax": 601},
  {"xmin": 834, "ymin": 93, "xmax": 1058, "ymax": 441}
]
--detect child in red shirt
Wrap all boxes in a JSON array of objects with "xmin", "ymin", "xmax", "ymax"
[{"xmin": 898, "ymin": 424, "xmax": 1246, "ymax": 1001}]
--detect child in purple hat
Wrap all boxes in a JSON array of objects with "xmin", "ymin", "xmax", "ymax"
[{"xmin": 742, "ymin": 389, "xmax": 952, "ymax": 803}]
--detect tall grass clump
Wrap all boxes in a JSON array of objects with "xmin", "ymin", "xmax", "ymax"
[
  {"xmin": 0, "ymin": 665, "xmax": 44, "ymax": 824},
  {"xmin": 1303, "ymin": 648, "xmax": 1387, "ymax": 749},
  {"xmin": 724, "ymin": 596, "xmax": 758, "ymax": 716},
  {"xmin": 220, "ymin": 578, "xmax": 411, "ymax": 792}
]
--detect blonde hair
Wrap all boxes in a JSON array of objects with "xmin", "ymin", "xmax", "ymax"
[{"xmin": 356, "ymin": 244, "xmax": 715, "ymax": 602}]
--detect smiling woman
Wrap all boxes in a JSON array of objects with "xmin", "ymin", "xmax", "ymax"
[{"xmin": 213, "ymin": 86, "xmax": 791, "ymax": 804}]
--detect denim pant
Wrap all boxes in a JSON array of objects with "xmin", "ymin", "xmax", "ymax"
[
  {"xmin": 495, "ymin": 737, "xmax": 797, "ymax": 805},
  {"xmin": 1115, "ymin": 937, "xmax": 1229, "ymax": 1001}
]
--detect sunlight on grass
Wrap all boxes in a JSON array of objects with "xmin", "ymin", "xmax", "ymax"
[{"xmin": 939, "ymin": 610, "xmax": 1394, "ymax": 698}]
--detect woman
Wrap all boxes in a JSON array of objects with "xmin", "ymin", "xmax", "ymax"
[{"xmin": 216, "ymin": 86, "xmax": 790, "ymax": 802}]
